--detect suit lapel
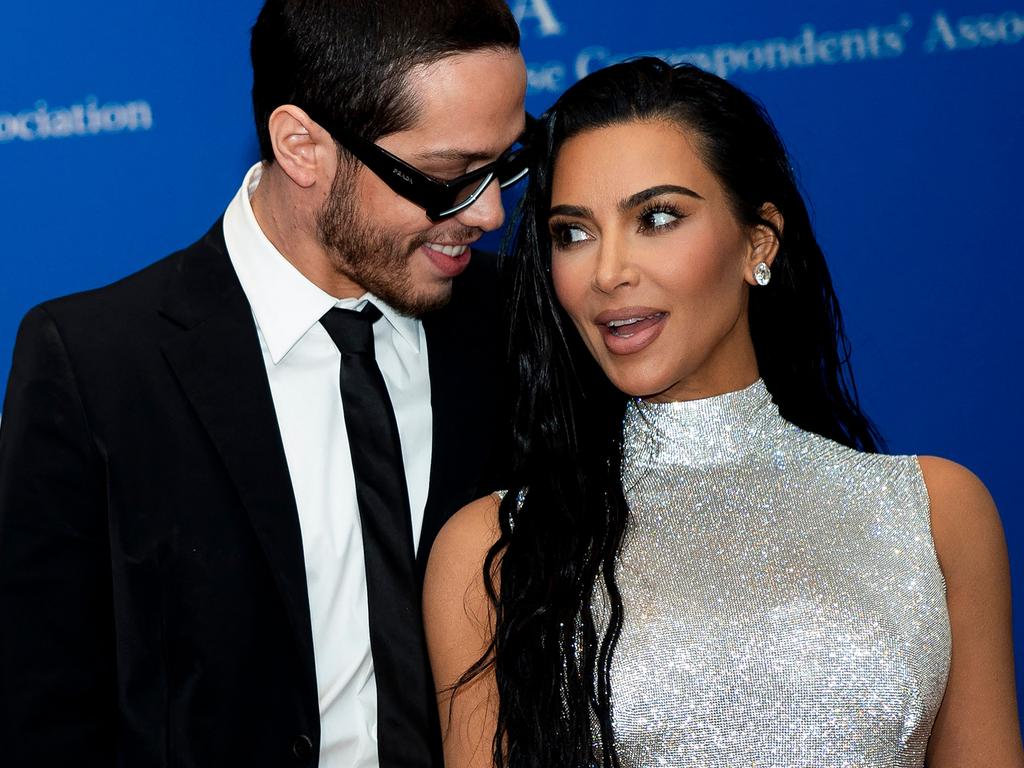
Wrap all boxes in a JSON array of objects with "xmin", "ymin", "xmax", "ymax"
[
  {"xmin": 417, "ymin": 255, "xmax": 505, "ymax": 575},
  {"xmin": 158, "ymin": 222, "xmax": 317, "ymax": 695},
  {"xmin": 419, "ymin": 310, "xmax": 465, "ymax": 575}
]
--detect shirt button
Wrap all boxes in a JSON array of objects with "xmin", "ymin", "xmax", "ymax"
[{"xmin": 292, "ymin": 734, "xmax": 313, "ymax": 761}]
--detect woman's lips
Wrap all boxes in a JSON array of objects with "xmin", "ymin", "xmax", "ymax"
[{"xmin": 595, "ymin": 309, "xmax": 668, "ymax": 355}]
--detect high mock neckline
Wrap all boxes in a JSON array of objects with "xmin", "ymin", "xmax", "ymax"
[{"xmin": 622, "ymin": 379, "xmax": 784, "ymax": 472}]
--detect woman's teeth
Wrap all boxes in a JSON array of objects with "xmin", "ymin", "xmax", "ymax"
[
  {"xmin": 606, "ymin": 313, "xmax": 665, "ymax": 337},
  {"xmin": 426, "ymin": 243, "xmax": 468, "ymax": 257}
]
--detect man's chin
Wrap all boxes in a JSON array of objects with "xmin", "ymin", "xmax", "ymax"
[
  {"xmin": 394, "ymin": 258, "xmax": 460, "ymax": 316},
  {"xmin": 407, "ymin": 282, "xmax": 454, "ymax": 317},
  {"xmin": 375, "ymin": 278, "xmax": 453, "ymax": 318}
]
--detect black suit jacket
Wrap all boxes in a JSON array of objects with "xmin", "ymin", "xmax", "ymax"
[{"xmin": 0, "ymin": 221, "xmax": 506, "ymax": 766}]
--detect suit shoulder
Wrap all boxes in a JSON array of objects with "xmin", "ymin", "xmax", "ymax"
[
  {"xmin": 33, "ymin": 222, "xmax": 223, "ymax": 334},
  {"xmin": 39, "ymin": 252, "xmax": 175, "ymax": 318}
]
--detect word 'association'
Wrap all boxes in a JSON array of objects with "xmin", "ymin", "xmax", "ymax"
[{"xmin": 0, "ymin": 98, "xmax": 153, "ymax": 143}]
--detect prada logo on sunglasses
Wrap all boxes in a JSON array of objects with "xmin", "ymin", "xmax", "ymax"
[{"xmin": 391, "ymin": 168, "xmax": 414, "ymax": 184}]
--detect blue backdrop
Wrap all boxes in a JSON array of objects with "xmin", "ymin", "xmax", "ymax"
[{"xmin": 2, "ymin": 0, "xmax": 1022, "ymax": 715}]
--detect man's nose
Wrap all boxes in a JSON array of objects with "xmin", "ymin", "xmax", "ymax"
[{"xmin": 453, "ymin": 177, "xmax": 505, "ymax": 232}]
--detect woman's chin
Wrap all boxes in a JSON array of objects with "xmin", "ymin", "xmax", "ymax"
[{"xmin": 605, "ymin": 371, "xmax": 675, "ymax": 401}]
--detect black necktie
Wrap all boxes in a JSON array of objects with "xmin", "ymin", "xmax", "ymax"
[{"xmin": 319, "ymin": 303, "xmax": 434, "ymax": 767}]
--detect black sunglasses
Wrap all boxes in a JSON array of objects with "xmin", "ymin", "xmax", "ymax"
[{"xmin": 317, "ymin": 115, "xmax": 535, "ymax": 222}]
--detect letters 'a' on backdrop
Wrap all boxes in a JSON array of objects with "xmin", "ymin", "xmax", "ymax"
[{"xmin": 2, "ymin": 0, "xmax": 1022, "ymax": 706}]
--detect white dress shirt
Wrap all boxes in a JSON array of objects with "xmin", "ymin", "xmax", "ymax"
[{"xmin": 222, "ymin": 162, "xmax": 432, "ymax": 768}]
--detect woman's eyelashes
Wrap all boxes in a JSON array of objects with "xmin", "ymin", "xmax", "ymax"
[
  {"xmin": 549, "ymin": 220, "xmax": 592, "ymax": 249},
  {"xmin": 637, "ymin": 202, "xmax": 685, "ymax": 233},
  {"xmin": 549, "ymin": 201, "xmax": 687, "ymax": 250}
]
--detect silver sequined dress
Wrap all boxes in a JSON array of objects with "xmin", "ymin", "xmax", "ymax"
[{"xmin": 602, "ymin": 379, "xmax": 950, "ymax": 767}]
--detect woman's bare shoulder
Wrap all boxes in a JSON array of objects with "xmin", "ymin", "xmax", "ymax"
[
  {"xmin": 422, "ymin": 495, "xmax": 506, "ymax": 767},
  {"xmin": 918, "ymin": 455, "xmax": 994, "ymax": 506},
  {"xmin": 424, "ymin": 493, "xmax": 505, "ymax": 621},
  {"xmin": 430, "ymin": 493, "xmax": 503, "ymax": 568},
  {"xmin": 423, "ymin": 494, "xmax": 504, "ymax": 703},
  {"xmin": 917, "ymin": 459, "xmax": 1024, "ymax": 762},
  {"xmin": 917, "ymin": 455, "xmax": 1004, "ymax": 573}
]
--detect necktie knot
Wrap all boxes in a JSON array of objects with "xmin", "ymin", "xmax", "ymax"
[{"xmin": 320, "ymin": 303, "xmax": 382, "ymax": 355}]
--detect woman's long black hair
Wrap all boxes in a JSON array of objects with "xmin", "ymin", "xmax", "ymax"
[{"xmin": 461, "ymin": 58, "xmax": 882, "ymax": 768}]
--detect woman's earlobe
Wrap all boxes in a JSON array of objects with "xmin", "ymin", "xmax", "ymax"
[
  {"xmin": 753, "ymin": 262, "xmax": 772, "ymax": 286},
  {"xmin": 745, "ymin": 207, "xmax": 782, "ymax": 287}
]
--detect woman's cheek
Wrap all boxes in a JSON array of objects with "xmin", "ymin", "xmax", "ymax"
[{"xmin": 551, "ymin": 258, "xmax": 585, "ymax": 317}]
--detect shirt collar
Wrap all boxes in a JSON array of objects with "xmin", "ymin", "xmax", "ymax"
[
  {"xmin": 223, "ymin": 162, "xmax": 422, "ymax": 364},
  {"xmin": 332, "ymin": 294, "xmax": 422, "ymax": 355}
]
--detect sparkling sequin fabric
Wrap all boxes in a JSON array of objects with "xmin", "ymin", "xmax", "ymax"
[{"xmin": 602, "ymin": 379, "xmax": 950, "ymax": 767}]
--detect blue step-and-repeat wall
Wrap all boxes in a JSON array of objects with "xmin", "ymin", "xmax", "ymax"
[{"xmin": 3, "ymin": 0, "xmax": 1023, "ymax": 711}]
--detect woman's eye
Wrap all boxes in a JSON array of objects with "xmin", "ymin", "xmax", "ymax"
[
  {"xmin": 551, "ymin": 223, "xmax": 591, "ymax": 248},
  {"xmin": 639, "ymin": 205, "xmax": 683, "ymax": 232}
]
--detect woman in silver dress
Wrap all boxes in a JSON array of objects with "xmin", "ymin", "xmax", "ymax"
[{"xmin": 423, "ymin": 58, "xmax": 1023, "ymax": 767}]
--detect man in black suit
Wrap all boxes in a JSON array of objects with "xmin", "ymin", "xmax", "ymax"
[{"xmin": 0, "ymin": 1, "xmax": 526, "ymax": 765}]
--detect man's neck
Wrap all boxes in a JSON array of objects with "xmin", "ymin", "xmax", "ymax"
[{"xmin": 249, "ymin": 164, "xmax": 365, "ymax": 300}]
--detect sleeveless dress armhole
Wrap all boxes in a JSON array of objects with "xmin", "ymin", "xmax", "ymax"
[
  {"xmin": 492, "ymin": 488, "xmax": 525, "ymax": 532},
  {"xmin": 908, "ymin": 455, "xmax": 948, "ymax": 596}
]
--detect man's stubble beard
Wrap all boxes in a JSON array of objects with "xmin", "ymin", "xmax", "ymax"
[{"xmin": 316, "ymin": 164, "xmax": 462, "ymax": 317}]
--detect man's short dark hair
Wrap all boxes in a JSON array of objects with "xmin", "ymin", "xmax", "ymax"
[{"xmin": 251, "ymin": 0, "xmax": 521, "ymax": 162}]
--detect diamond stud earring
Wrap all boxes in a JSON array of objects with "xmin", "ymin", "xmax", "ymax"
[{"xmin": 754, "ymin": 262, "xmax": 771, "ymax": 286}]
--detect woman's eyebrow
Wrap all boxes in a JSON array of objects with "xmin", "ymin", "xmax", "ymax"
[
  {"xmin": 548, "ymin": 203, "xmax": 593, "ymax": 219},
  {"xmin": 619, "ymin": 184, "xmax": 704, "ymax": 212},
  {"xmin": 548, "ymin": 185, "xmax": 703, "ymax": 220}
]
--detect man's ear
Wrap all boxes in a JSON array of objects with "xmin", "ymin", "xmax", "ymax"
[
  {"xmin": 743, "ymin": 202, "xmax": 784, "ymax": 286},
  {"xmin": 265, "ymin": 104, "xmax": 333, "ymax": 189}
]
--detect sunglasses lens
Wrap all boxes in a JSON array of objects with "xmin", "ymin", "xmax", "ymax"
[
  {"xmin": 451, "ymin": 177, "xmax": 489, "ymax": 208},
  {"xmin": 446, "ymin": 146, "xmax": 529, "ymax": 208},
  {"xmin": 428, "ymin": 173, "xmax": 495, "ymax": 220},
  {"xmin": 497, "ymin": 146, "xmax": 530, "ymax": 188},
  {"xmin": 427, "ymin": 135, "xmax": 533, "ymax": 219}
]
